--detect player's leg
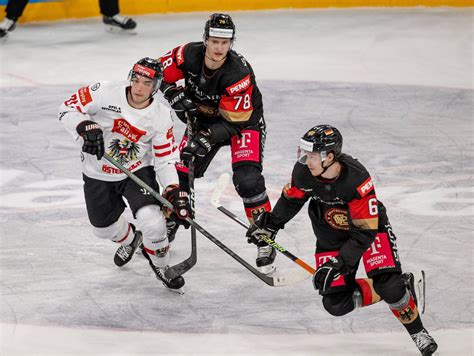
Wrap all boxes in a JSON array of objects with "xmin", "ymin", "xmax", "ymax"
[
  {"xmin": 230, "ymin": 127, "xmax": 273, "ymax": 273},
  {"xmin": 123, "ymin": 167, "xmax": 184, "ymax": 291},
  {"xmin": 0, "ymin": 0, "xmax": 29, "ymax": 37},
  {"xmin": 364, "ymin": 225, "xmax": 438, "ymax": 355},
  {"xmin": 99, "ymin": 0, "xmax": 136, "ymax": 32},
  {"xmin": 83, "ymin": 174, "xmax": 141, "ymax": 266},
  {"xmin": 315, "ymin": 251, "xmax": 378, "ymax": 314}
]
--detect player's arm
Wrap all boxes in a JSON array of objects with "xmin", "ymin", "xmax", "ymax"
[
  {"xmin": 158, "ymin": 45, "xmax": 197, "ymax": 124},
  {"xmin": 59, "ymin": 83, "xmax": 104, "ymax": 159},
  {"xmin": 59, "ymin": 83, "xmax": 101, "ymax": 140},
  {"xmin": 338, "ymin": 177, "xmax": 379, "ymax": 269},
  {"xmin": 246, "ymin": 167, "xmax": 310, "ymax": 243},
  {"xmin": 152, "ymin": 109, "xmax": 192, "ymax": 223},
  {"xmin": 151, "ymin": 109, "xmax": 180, "ymax": 189}
]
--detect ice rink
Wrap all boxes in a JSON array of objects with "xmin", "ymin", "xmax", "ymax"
[{"xmin": 1, "ymin": 8, "xmax": 473, "ymax": 355}]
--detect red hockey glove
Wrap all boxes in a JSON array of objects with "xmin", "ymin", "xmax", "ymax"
[{"xmin": 162, "ymin": 184, "xmax": 191, "ymax": 228}]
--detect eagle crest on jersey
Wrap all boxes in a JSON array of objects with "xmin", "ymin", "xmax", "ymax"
[{"xmin": 108, "ymin": 138, "xmax": 140, "ymax": 164}]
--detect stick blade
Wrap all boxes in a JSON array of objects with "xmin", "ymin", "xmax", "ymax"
[{"xmin": 211, "ymin": 173, "xmax": 231, "ymax": 207}]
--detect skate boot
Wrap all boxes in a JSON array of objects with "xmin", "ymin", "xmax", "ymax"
[
  {"xmin": 410, "ymin": 328, "xmax": 438, "ymax": 355},
  {"xmin": 114, "ymin": 225, "xmax": 143, "ymax": 267},
  {"xmin": 0, "ymin": 17, "xmax": 16, "ymax": 38},
  {"xmin": 103, "ymin": 14, "xmax": 137, "ymax": 34},
  {"xmin": 142, "ymin": 248, "xmax": 185, "ymax": 294},
  {"xmin": 166, "ymin": 217, "xmax": 179, "ymax": 244},
  {"xmin": 256, "ymin": 241, "xmax": 276, "ymax": 275}
]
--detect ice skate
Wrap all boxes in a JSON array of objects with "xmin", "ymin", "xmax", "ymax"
[
  {"xmin": 103, "ymin": 15, "xmax": 137, "ymax": 34},
  {"xmin": 410, "ymin": 328, "xmax": 438, "ymax": 355},
  {"xmin": 114, "ymin": 227, "xmax": 143, "ymax": 267},
  {"xmin": 256, "ymin": 241, "xmax": 276, "ymax": 275},
  {"xmin": 0, "ymin": 17, "xmax": 16, "ymax": 39},
  {"xmin": 142, "ymin": 248, "xmax": 185, "ymax": 294}
]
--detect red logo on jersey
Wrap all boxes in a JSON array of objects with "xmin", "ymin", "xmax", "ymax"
[
  {"xmin": 357, "ymin": 177, "xmax": 374, "ymax": 197},
  {"xmin": 112, "ymin": 118, "xmax": 147, "ymax": 142},
  {"xmin": 78, "ymin": 87, "xmax": 92, "ymax": 106},
  {"xmin": 226, "ymin": 74, "xmax": 251, "ymax": 95}
]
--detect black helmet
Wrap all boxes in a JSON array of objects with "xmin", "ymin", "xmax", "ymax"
[
  {"xmin": 203, "ymin": 13, "xmax": 236, "ymax": 41},
  {"xmin": 128, "ymin": 57, "xmax": 164, "ymax": 94},
  {"xmin": 298, "ymin": 125, "xmax": 343, "ymax": 163}
]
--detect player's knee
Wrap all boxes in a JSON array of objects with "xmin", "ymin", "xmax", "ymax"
[
  {"xmin": 232, "ymin": 165, "xmax": 265, "ymax": 198},
  {"xmin": 372, "ymin": 272, "xmax": 406, "ymax": 304},
  {"xmin": 136, "ymin": 205, "xmax": 168, "ymax": 250},
  {"xmin": 322, "ymin": 293, "xmax": 354, "ymax": 317},
  {"xmin": 92, "ymin": 215, "xmax": 128, "ymax": 241},
  {"xmin": 136, "ymin": 204, "xmax": 166, "ymax": 239}
]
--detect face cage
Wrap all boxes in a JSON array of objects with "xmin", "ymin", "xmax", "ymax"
[
  {"xmin": 128, "ymin": 70, "xmax": 163, "ymax": 96},
  {"xmin": 297, "ymin": 147, "xmax": 327, "ymax": 165}
]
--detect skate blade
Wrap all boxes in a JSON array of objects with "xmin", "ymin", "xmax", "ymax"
[
  {"xmin": 257, "ymin": 264, "xmax": 276, "ymax": 275},
  {"xmin": 415, "ymin": 270, "xmax": 426, "ymax": 314},
  {"xmin": 163, "ymin": 284, "xmax": 184, "ymax": 295},
  {"xmin": 105, "ymin": 25, "xmax": 137, "ymax": 35}
]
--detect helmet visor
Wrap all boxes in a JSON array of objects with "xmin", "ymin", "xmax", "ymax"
[{"xmin": 298, "ymin": 148, "xmax": 325, "ymax": 164}]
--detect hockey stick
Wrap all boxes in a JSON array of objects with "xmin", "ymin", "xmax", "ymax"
[
  {"xmin": 103, "ymin": 154, "xmax": 195, "ymax": 279},
  {"xmin": 103, "ymin": 154, "xmax": 298, "ymax": 286},
  {"xmin": 211, "ymin": 173, "xmax": 316, "ymax": 275},
  {"xmin": 184, "ymin": 118, "xmax": 198, "ymax": 280}
]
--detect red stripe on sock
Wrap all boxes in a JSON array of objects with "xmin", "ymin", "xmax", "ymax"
[
  {"xmin": 116, "ymin": 224, "xmax": 131, "ymax": 244},
  {"xmin": 144, "ymin": 247, "xmax": 156, "ymax": 256}
]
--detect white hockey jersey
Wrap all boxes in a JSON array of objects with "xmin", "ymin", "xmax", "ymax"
[{"xmin": 59, "ymin": 81, "xmax": 179, "ymax": 188}]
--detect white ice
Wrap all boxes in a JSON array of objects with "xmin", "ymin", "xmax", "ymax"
[{"xmin": 0, "ymin": 8, "xmax": 473, "ymax": 356}]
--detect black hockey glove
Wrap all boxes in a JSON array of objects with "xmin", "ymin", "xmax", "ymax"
[
  {"xmin": 162, "ymin": 184, "xmax": 192, "ymax": 228},
  {"xmin": 246, "ymin": 212, "xmax": 279, "ymax": 245},
  {"xmin": 163, "ymin": 85, "xmax": 198, "ymax": 124},
  {"xmin": 181, "ymin": 130, "xmax": 214, "ymax": 165},
  {"xmin": 312, "ymin": 256, "xmax": 350, "ymax": 294},
  {"xmin": 76, "ymin": 120, "xmax": 104, "ymax": 160}
]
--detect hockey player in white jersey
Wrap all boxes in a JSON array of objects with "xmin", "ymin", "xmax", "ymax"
[{"xmin": 59, "ymin": 57, "xmax": 190, "ymax": 292}]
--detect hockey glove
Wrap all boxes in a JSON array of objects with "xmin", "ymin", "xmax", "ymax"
[
  {"xmin": 246, "ymin": 212, "xmax": 279, "ymax": 245},
  {"xmin": 181, "ymin": 130, "xmax": 214, "ymax": 165},
  {"xmin": 162, "ymin": 184, "xmax": 192, "ymax": 228},
  {"xmin": 312, "ymin": 256, "xmax": 350, "ymax": 294},
  {"xmin": 163, "ymin": 85, "xmax": 198, "ymax": 124},
  {"xmin": 76, "ymin": 120, "xmax": 104, "ymax": 160}
]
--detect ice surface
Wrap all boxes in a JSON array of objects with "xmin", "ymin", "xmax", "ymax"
[{"xmin": 0, "ymin": 8, "xmax": 472, "ymax": 355}]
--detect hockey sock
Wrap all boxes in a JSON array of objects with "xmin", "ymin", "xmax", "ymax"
[
  {"xmin": 243, "ymin": 194, "xmax": 272, "ymax": 224},
  {"xmin": 354, "ymin": 278, "xmax": 381, "ymax": 308},
  {"xmin": 389, "ymin": 290, "xmax": 424, "ymax": 334}
]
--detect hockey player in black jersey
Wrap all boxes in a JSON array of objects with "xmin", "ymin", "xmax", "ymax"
[
  {"xmin": 247, "ymin": 125, "xmax": 438, "ymax": 355},
  {"xmin": 158, "ymin": 13, "xmax": 275, "ymax": 274}
]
